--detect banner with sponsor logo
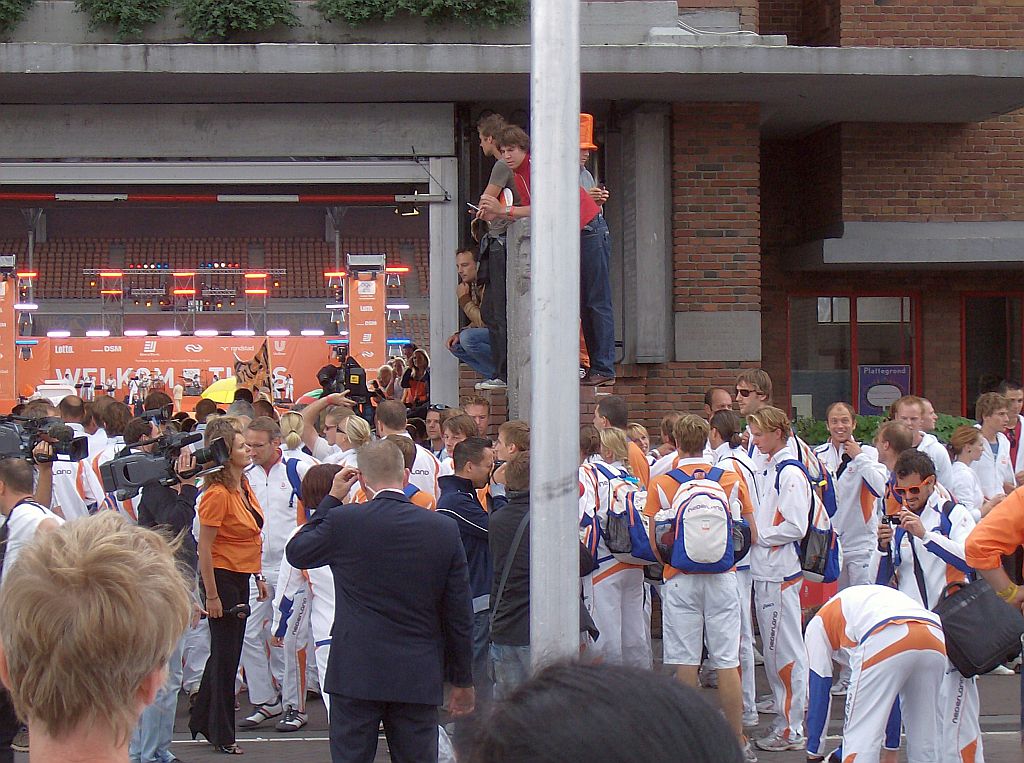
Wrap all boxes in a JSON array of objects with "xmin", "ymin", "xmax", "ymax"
[
  {"xmin": 0, "ymin": 280, "xmax": 16, "ymax": 402},
  {"xmin": 348, "ymin": 273, "xmax": 387, "ymax": 373},
  {"xmin": 14, "ymin": 336, "xmax": 338, "ymax": 402}
]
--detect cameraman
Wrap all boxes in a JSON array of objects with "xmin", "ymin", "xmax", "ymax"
[
  {"xmin": 122, "ymin": 417, "xmax": 201, "ymax": 763},
  {"xmin": 0, "ymin": 453, "xmax": 65, "ymax": 761}
]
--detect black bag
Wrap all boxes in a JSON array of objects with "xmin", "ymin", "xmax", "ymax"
[{"xmin": 932, "ymin": 580, "xmax": 1024, "ymax": 677}]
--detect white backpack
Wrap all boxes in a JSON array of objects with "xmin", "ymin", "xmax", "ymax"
[
  {"xmin": 588, "ymin": 463, "xmax": 654, "ymax": 565},
  {"xmin": 653, "ymin": 467, "xmax": 735, "ymax": 573}
]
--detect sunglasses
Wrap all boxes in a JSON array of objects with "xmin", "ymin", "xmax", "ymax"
[
  {"xmin": 428, "ymin": 404, "xmax": 450, "ymax": 412},
  {"xmin": 735, "ymin": 388, "xmax": 757, "ymax": 398},
  {"xmin": 892, "ymin": 476, "xmax": 934, "ymax": 497}
]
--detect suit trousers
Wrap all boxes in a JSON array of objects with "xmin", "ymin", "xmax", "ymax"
[{"xmin": 328, "ymin": 693, "xmax": 437, "ymax": 763}]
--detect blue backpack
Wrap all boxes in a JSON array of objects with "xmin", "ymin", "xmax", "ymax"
[{"xmin": 590, "ymin": 463, "xmax": 658, "ymax": 566}]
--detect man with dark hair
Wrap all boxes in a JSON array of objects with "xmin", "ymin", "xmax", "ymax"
[
  {"xmin": 252, "ymin": 399, "xmax": 278, "ymax": 421},
  {"xmin": 143, "ymin": 390, "xmax": 173, "ymax": 413},
  {"xmin": 594, "ymin": 395, "xmax": 649, "ymax": 484},
  {"xmin": 447, "ymin": 248, "xmax": 494, "ymax": 382},
  {"xmin": 234, "ymin": 388, "xmax": 255, "ymax": 405},
  {"xmin": 78, "ymin": 401, "xmax": 135, "ymax": 519},
  {"xmin": 997, "ymin": 379, "xmax": 1024, "ymax": 480},
  {"xmin": 436, "ymin": 437, "xmax": 505, "ymax": 703},
  {"xmin": 703, "ymin": 387, "xmax": 733, "ymax": 420},
  {"xmin": 873, "ymin": 448, "xmax": 980, "ymax": 762},
  {"xmin": 375, "ymin": 400, "xmax": 440, "ymax": 498}
]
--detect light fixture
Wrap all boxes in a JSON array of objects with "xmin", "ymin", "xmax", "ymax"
[
  {"xmin": 231, "ymin": 329, "xmax": 256, "ymax": 337},
  {"xmin": 325, "ymin": 303, "xmax": 348, "ymax": 310},
  {"xmin": 194, "ymin": 329, "xmax": 219, "ymax": 337},
  {"xmin": 124, "ymin": 329, "xmax": 149, "ymax": 337},
  {"xmin": 13, "ymin": 303, "xmax": 38, "ymax": 311},
  {"xmin": 172, "ymin": 288, "xmax": 196, "ymax": 296},
  {"xmin": 386, "ymin": 303, "xmax": 411, "ymax": 310},
  {"xmin": 99, "ymin": 271, "xmax": 123, "ymax": 279},
  {"xmin": 16, "ymin": 272, "xmax": 37, "ymax": 279},
  {"xmin": 46, "ymin": 330, "xmax": 70, "ymax": 338},
  {"xmin": 157, "ymin": 329, "xmax": 181, "ymax": 337},
  {"xmin": 300, "ymin": 329, "xmax": 325, "ymax": 337},
  {"xmin": 86, "ymin": 329, "xmax": 110, "ymax": 338},
  {"xmin": 244, "ymin": 273, "xmax": 268, "ymax": 280},
  {"xmin": 244, "ymin": 288, "xmax": 268, "ymax": 296},
  {"xmin": 267, "ymin": 329, "xmax": 291, "ymax": 337}
]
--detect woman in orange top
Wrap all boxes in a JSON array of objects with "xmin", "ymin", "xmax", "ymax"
[
  {"xmin": 189, "ymin": 417, "xmax": 268, "ymax": 755},
  {"xmin": 401, "ymin": 348, "xmax": 431, "ymax": 416}
]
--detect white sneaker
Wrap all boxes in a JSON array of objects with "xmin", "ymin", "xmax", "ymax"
[
  {"xmin": 755, "ymin": 697, "xmax": 776, "ymax": 714},
  {"xmin": 830, "ymin": 679, "xmax": 849, "ymax": 696},
  {"xmin": 475, "ymin": 378, "xmax": 507, "ymax": 390},
  {"xmin": 987, "ymin": 663, "xmax": 1016, "ymax": 675},
  {"xmin": 754, "ymin": 732, "xmax": 806, "ymax": 752},
  {"xmin": 753, "ymin": 648, "xmax": 764, "ymax": 666},
  {"xmin": 275, "ymin": 706, "xmax": 308, "ymax": 732},
  {"xmin": 239, "ymin": 696, "xmax": 283, "ymax": 728},
  {"xmin": 743, "ymin": 741, "xmax": 759, "ymax": 762},
  {"xmin": 743, "ymin": 711, "xmax": 760, "ymax": 728}
]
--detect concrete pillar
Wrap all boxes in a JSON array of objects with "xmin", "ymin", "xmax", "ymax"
[
  {"xmin": 505, "ymin": 218, "xmax": 531, "ymax": 419},
  {"xmin": 428, "ymin": 156, "xmax": 459, "ymax": 406}
]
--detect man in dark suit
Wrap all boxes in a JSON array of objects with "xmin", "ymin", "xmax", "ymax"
[{"xmin": 286, "ymin": 440, "xmax": 475, "ymax": 763}]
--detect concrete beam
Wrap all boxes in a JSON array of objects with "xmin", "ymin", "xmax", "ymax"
[
  {"xmin": 675, "ymin": 311, "xmax": 761, "ymax": 362},
  {"xmin": 0, "ymin": 44, "xmax": 1021, "ymax": 135},
  {"xmin": 0, "ymin": 104, "xmax": 455, "ymax": 160},
  {"xmin": 428, "ymin": 157, "xmax": 459, "ymax": 406},
  {"xmin": 784, "ymin": 221, "xmax": 1024, "ymax": 270}
]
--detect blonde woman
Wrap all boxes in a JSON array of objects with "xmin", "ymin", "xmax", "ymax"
[
  {"xmin": 948, "ymin": 425, "xmax": 1001, "ymax": 521},
  {"xmin": 278, "ymin": 412, "xmax": 321, "ymax": 467},
  {"xmin": 189, "ymin": 417, "xmax": 266, "ymax": 755},
  {"xmin": 578, "ymin": 426, "xmax": 651, "ymax": 670},
  {"xmin": 324, "ymin": 414, "xmax": 372, "ymax": 467}
]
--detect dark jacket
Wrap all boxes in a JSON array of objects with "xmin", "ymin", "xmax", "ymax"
[
  {"xmin": 138, "ymin": 483, "xmax": 199, "ymax": 573},
  {"xmin": 489, "ymin": 489, "xmax": 601, "ymax": 647},
  {"xmin": 435, "ymin": 474, "xmax": 506, "ymax": 614},
  {"xmin": 285, "ymin": 489, "xmax": 474, "ymax": 705}
]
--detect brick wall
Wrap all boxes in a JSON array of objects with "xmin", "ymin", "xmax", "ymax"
[
  {"xmin": 760, "ymin": 0, "xmax": 839, "ymax": 45},
  {"xmin": 840, "ymin": 1, "xmax": 1024, "ymax": 48},
  {"xmin": 841, "ymin": 112, "xmax": 1024, "ymax": 222},
  {"xmin": 678, "ymin": 0, "xmax": 759, "ymax": 32}
]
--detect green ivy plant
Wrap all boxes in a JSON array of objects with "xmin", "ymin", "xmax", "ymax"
[
  {"xmin": 315, "ymin": 0, "xmax": 527, "ymax": 27},
  {"xmin": 180, "ymin": 0, "xmax": 299, "ymax": 41},
  {"xmin": 0, "ymin": 0, "xmax": 32, "ymax": 35},
  {"xmin": 794, "ymin": 413, "xmax": 974, "ymax": 447},
  {"xmin": 75, "ymin": 0, "xmax": 172, "ymax": 41}
]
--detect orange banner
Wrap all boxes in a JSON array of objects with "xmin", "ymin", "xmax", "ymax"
[
  {"xmin": 348, "ymin": 273, "xmax": 387, "ymax": 374},
  {"xmin": 0, "ymin": 280, "xmax": 16, "ymax": 401},
  {"xmin": 14, "ymin": 336, "xmax": 338, "ymax": 402}
]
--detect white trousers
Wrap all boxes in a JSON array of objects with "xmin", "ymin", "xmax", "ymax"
[
  {"xmin": 241, "ymin": 577, "xmax": 285, "ymax": 705},
  {"xmin": 841, "ymin": 620, "xmax": 947, "ymax": 763},
  {"xmin": 279, "ymin": 584, "xmax": 313, "ymax": 713},
  {"xmin": 940, "ymin": 668, "xmax": 984, "ymax": 763},
  {"xmin": 315, "ymin": 643, "xmax": 331, "ymax": 718},
  {"xmin": 753, "ymin": 578, "xmax": 808, "ymax": 740},
  {"xmin": 736, "ymin": 568, "xmax": 755, "ymax": 716},
  {"xmin": 181, "ymin": 617, "xmax": 210, "ymax": 693},
  {"xmin": 838, "ymin": 544, "xmax": 875, "ymax": 589},
  {"xmin": 590, "ymin": 566, "xmax": 652, "ymax": 669}
]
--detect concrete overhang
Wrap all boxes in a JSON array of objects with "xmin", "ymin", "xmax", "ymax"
[
  {"xmin": 784, "ymin": 222, "xmax": 1024, "ymax": 270},
  {"xmin": 0, "ymin": 43, "xmax": 1023, "ymax": 135}
]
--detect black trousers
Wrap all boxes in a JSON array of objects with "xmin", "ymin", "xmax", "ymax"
[
  {"xmin": 0, "ymin": 688, "xmax": 18, "ymax": 763},
  {"xmin": 189, "ymin": 568, "xmax": 250, "ymax": 746},
  {"xmin": 479, "ymin": 234, "xmax": 508, "ymax": 383},
  {"xmin": 328, "ymin": 693, "xmax": 437, "ymax": 763}
]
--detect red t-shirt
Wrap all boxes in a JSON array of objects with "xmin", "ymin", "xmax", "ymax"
[{"xmin": 512, "ymin": 154, "xmax": 600, "ymax": 230}]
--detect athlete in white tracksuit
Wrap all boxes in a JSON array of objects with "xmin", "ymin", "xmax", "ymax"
[
  {"xmin": 750, "ymin": 445, "xmax": 810, "ymax": 748},
  {"xmin": 578, "ymin": 455, "xmax": 651, "ymax": 669},
  {"xmin": 869, "ymin": 471, "xmax": 982, "ymax": 763},
  {"xmin": 712, "ymin": 439, "xmax": 761, "ymax": 726},
  {"xmin": 805, "ymin": 585, "xmax": 947, "ymax": 763}
]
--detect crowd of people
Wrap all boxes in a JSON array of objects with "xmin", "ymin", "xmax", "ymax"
[{"xmin": 0, "ymin": 362, "xmax": 1020, "ymax": 763}]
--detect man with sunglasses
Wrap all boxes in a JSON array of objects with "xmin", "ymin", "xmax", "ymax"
[
  {"xmin": 872, "ymin": 449, "xmax": 982, "ymax": 763},
  {"xmin": 735, "ymin": 370, "xmax": 773, "ymax": 471}
]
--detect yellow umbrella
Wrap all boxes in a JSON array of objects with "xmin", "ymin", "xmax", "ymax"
[{"xmin": 200, "ymin": 377, "xmax": 238, "ymax": 404}]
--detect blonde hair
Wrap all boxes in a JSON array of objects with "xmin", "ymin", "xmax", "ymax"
[
  {"xmin": 598, "ymin": 427, "xmax": 630, "ymax": 468},
  {"xmin": 279, "ymin": 411, "xmax": 304, "ymax": 451},
  {"xmin": 673, "ymin": 415, "xmax": 710, "ymax": 455},
  {"xmin": 340, "ymin": 414, "xmax": 372, "ymax": 449},
  {"xmin": 625, "ymin": 422, "xmax": 649, "ymax": 445},
  {"xmin": 0, "ymin": 512, "xmax": 190, "ymax": 744},
  {"xmin": 747, "ymin": 406, "xmax": 790, "ymax": 436}
]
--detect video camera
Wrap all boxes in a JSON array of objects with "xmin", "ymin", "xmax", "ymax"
[
  {"xmin": 99, "ymin": 430, "xmax": 231, "ymax": 500},
  {"xmin": 317, "ymin": 346, "xmax": 370, "ymax": 405},
  {"xmin": 0, "ymin": 415, "xmax": 88, "ymax": 463}
]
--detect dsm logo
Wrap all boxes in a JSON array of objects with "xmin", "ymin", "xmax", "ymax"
[{"xmin": 184, "ymin": 344, "xmax": 203, "ymax": 353}]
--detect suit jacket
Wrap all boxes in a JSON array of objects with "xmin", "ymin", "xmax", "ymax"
[{"xmin": 286, "ymin": 489, "xmax": 474, "ymax": 706}]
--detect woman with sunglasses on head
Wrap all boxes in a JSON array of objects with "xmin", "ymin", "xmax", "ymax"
[{"xmin": 871, "ymin": 448, "xmax": 982, "ymax": 763}]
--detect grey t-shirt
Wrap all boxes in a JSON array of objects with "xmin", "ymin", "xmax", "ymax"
[{"xmin": 486, "ymin": 159, "xmax": 521, "ymax": 235}]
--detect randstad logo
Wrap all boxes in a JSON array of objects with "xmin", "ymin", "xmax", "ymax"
[
  {"xmin": 184, "ymin": 344, "xmax": 203, "ymax": 353},
  {"xmin": 55, "ymin": 345, "xmax": 74, "ymax": 354}
]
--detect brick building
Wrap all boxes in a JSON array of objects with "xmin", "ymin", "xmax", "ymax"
[{"xmin": 0, "ymin": 1, "xmax": 1022, "ymax": 424}]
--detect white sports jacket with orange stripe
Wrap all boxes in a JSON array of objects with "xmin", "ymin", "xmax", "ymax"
[
  {"xmin": 869, "ymin": 490, "xmax": 975, "ymax": 608},
  {"xmin": 78, "ymin": 436, "xmax": 141, "ymax": 521},
  {"xmin": 750, "ymin": 447, "xmax": 810, "ymax": 583},
  {"xmin": 813, "ymin": 441, "xmax": 887, "ymax": 554},
  {"xmin": 805, "ymin": 585, "xmax": 942, "ymax": 756}
]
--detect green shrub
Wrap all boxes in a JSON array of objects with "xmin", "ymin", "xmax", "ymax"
[
  {"xmin": 0, "ymin": 0, "xmax": 32, "ymax": 35},
  {"xmin": 75, "ymin": 0, "xmax": 172, "ymax": 41},
  {"xmin": 795, "ymin": 413, "xmax": 974, "ymax": 447},
  {"xmin": 315, "ymin": 0, "xmax": 527, "ymax": 27},
  {"xmin": 180, "ymin": 0, "xmax": 299, "ymax": 41}
]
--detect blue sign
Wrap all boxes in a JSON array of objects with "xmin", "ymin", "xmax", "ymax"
[{"xmin": 858, "ymin": 365, "xmax": 911, "ymax": 415}]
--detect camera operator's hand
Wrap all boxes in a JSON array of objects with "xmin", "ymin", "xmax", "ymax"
[
  {"xmin": 31, "ymin": 440, "xmax": 54, "ymax": 468},
  {"xmin": 330, "ymin": 466, "xmax": 360, "ymax": 502},
  {"xmin": 324, "ymin": 392, "xmax": 354, "ymax": 409},
  {"xmin": 175, "ymin": 451, "xmax": 198, "ymax": 488}
]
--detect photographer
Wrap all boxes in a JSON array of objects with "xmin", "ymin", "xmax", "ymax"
[{"xmin": 123, "ymin": 416, "xmax": 201, "ymax": 763}]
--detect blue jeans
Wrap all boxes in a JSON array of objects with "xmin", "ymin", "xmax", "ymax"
[
  {"xmin": 130, "ymin": 631, "xmax": 186, "ymax": 763},
  {"xmin": 450, "ymin": 327, "xmax": 494, "ymax": 380},
  {"xmin": 472, "ymin": 610, "xmax": 494, "ymax": 703},
  {"xmin": 580, "ymin": 215, "xmax": 615, "ymax": 377},
  {"xmin": 490, "ymin": 643, "xmax": 531, "ymax": 700}
]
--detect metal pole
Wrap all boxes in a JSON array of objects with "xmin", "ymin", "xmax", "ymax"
[{"xmin": 529, "ymin": 0, "xmax": 582, "ymax": 667}]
